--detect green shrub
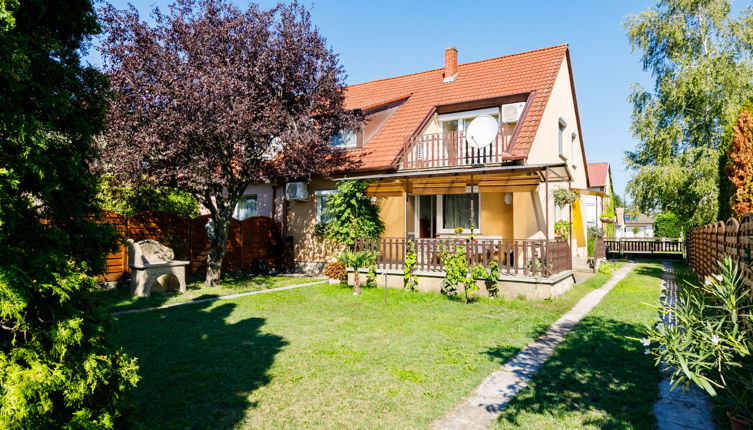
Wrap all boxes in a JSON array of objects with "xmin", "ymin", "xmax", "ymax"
[
  {"xmin": 643, "ymin": 257, "xmax": 752, "ymax": 421},
  {"xmin": 0, "ymin": 1, "xmax": 139, "ymax": 426},
  {"xmin": 322, "ymin": 180, "xmax": 385, "ymax": 246},
  {"xmin": 597, "ymin": 261, "xmax": 617, "ymax": 275},
  {"xmin": 98, "ymin": 176, "xmax": 199, "ymax": 218},
  {"xmin": 440, "ymin": 245, "xmax": 476, "ymax": 303},
  {"xmin": 403, "ymin": 241, "xmax": 419, "ymax": 291},
  {"xmin": 472, "ymin": 261, "xmax": 500, "ymax": 298}
]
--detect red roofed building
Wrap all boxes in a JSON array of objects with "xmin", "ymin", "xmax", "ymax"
[
  {"xmin": 248, "ymin": 45, "xmax": 596, "ymax": 296},
  {"xmin": 584, "ymin": 162, "xmax": 614, "ymax": 234}
]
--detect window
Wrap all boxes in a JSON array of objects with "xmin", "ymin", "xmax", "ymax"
[
  {"xmin": 315, "ymin": 190, "xmax": 338, "ymax": 223},
  {"xmin": 331, "ymin": 131, "xmax": 357, "ymax": 148},
  {"xmin": 558, "ymin": 118, "xmax": 567, "ymax": 156},
  {"xmin": 233, "ymin": 195, "xmax": 258, "ymax": 221},
  {"xmin": 437, "ymin": 193, "xmax": 479, "ymax": 233}
]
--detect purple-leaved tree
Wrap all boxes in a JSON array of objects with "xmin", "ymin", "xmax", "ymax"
[{"xmin": 99, "ymin": 0, "xmax": 361, "ymax": 285}]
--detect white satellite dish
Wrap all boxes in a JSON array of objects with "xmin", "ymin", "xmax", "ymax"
[{"xmin": 465, "ymin": 115, "xmax": 498, "ymax": 149}]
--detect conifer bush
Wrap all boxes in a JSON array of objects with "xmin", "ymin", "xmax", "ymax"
[{"xmin": 0, "ymin": 1, "xmax": 138, "ymax": 427}]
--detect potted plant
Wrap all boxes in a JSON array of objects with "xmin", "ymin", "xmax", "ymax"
[
  {"xmin": 552, "ymin": 188, "xmax": 579, "ymax": 208},
  {"xmin": 642, "ymin": 256, "xmax": 753, "ymax": 428},
  {"xmin": 554, "ymin": 220, "xmax": 571, "ymax": 240},
  {"xmin": 599, "ymin": 213, "xmax": 615, "ymax": 223},
  {"xmin": 337, "ymin": 249, "xmax": 377, "ymax": 295},
  {"xmin": 323, "ymin": 261, "xmax": 346, "ymax": 285}
]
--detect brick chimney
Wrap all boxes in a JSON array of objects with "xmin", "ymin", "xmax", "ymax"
[{"xmin": 443, "ymin": 46, "xmax": 457, "ymax": 83}]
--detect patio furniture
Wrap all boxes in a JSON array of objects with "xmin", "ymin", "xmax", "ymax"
[{"xmin": 127, "ymin": 239, "xmax": 189, "ymax": 297}]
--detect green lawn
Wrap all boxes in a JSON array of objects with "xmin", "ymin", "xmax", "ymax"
[
  {"xmin": 99, "ymin": 274, "xmax": 324, "ymax": 312},
  {"xmin": 112, "ymin": 272, "xmax": 617, "ymax": 429},
  {"xmin": 496, "ymin": 262, "xmax": 665, "ymax": 429}
]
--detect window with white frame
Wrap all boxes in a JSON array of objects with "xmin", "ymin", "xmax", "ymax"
[
  {"xmin": 233, "ymin": 195, "xmax": 258, "ymax": 221},
  {"xmin": 437, "ymin": 191, "xmax": 480, "ymax": 233},
  {"xmin": 558, "ymin": 117, "xmax": 567, "ymax": 156},
  {"xmin": 331, "ymin": 131, "xmax": 357, "ymax": 148},
  {"xmin": 315, "ymin": 190, "xmax": 338, "ymax": 223}
]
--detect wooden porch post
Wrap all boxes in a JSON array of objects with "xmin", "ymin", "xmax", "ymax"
[
  {"xmin": 545, "ymin": 168, "xmax": 549, "ymax": 241},
  {"xmin": 403, "ymin": 186, "xmax": 408, "ymax": 240},
  {"xmin": 568, "ymin": 181, "xmax": 573, "ymax": 252},
  {"xmin": 470, "ymin": 174, "xmax": 475, "ymax": 234}
]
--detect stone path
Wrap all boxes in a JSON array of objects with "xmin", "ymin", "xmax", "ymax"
[
  {"xmin": 113, "ymin": 280, "xmax": 326, "ymax": 316},
  {"xmin": 653, "ymin": 262, "xmax": 715, "ymax": 430},
  {"xmin": 432, "ymin": 262, "xmax": 637, "ymax": 430}
]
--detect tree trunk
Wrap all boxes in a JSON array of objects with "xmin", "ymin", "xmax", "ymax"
[
  {"xmin": 205, "ymin": 211, "xmax": 231, "ymax": 287},
  {"xmin": 353, "ymin": 270, "xmax": 361, "ymax": 295}
]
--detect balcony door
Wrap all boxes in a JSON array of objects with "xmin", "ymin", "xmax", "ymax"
[{"xmin": 437, "ymin": 107, "xmax": 500, "ymax": 165}]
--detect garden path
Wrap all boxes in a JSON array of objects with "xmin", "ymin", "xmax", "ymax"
[
  {"xmin": 653, "ymin": 262, "xmax": 715, "ymax": 430},
  {"xmin": 113, "ymin": 280, "xmax": 326, "ymax": 316},
  {"xmin": 432, "ymin": 262, "xmax": 636, "ymax": 430}
]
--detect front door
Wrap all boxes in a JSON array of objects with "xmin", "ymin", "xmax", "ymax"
[{"xmin": 417, "ymin": 195, "xmax": 436, "ymax": 238}]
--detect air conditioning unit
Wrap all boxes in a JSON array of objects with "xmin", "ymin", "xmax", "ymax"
[
  {"xmin": 501, "ymin": 102, "xmax": 526, "ymax": 124},
  {"xmin": 285, "ymin": 182, "xmax": 308, "ymax": 201}
]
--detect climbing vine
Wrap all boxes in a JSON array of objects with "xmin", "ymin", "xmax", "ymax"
[{"xmin": 403, "ymin": 240, "xmax": 419, "ymax": 291}]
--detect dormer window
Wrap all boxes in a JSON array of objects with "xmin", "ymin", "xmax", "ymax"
[
  {"xmin": 331, "ymin": 131, "xmax": 358, "ymax": 148},
  {"xmin": 437, "ymin": 107, "xmax": 500, "ymax": 133}
]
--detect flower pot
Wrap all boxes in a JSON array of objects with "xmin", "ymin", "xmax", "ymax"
[
  {"xmin": 728, "ymin": 412, "xmax": 752, "ymax": 430},
  {"xmin": 600, "ymin": 217, "xmax": 615, "ymax": 224},
  {"xmin": 328, "ymin": 278, "xmax": 340, "ymax": 285}
]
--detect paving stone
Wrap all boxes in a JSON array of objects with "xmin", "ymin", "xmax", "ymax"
[{"xmin": 432, "ymin": 263, "xmax": 636, "ymax": 430}]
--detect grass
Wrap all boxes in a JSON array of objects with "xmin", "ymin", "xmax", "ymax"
[
  {"xmin": 496, "ymin": 262, "xmax": 665, "ymax": 429},
  {"xmin": 98, "ymin": 274, "xmax": 324, "ymax": 312},
  {"xmin": 112, "ymin": 271, "xmax": 617, "ymax": 429}
]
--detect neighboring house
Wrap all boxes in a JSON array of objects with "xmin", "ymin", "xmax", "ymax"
[
  {"xmin": 584, "ymin": 162, "xmax": 613, "ymax": 231},
  {"xmin": 621, "ymin": 210, "xmax": 655, "ymax": 238}
]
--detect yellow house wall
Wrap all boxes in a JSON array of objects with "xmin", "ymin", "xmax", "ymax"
[
  {"xmin": 286, "ymin": 177, "xmax": 342, "ymax": 264},
  {"xmin": 480, "ymin": 192, "xmax": 513, "ymax": 238},
  {"xmin": 525, "ymin": 56, "xmax": 589, "ymax": 256},
  {"xmin": 378, "ymin": 195, "xmax": 406, "ymax": 238},
  {"xmin": 512, "ymin": 191, "xmax": 546, "ymax": 240}
]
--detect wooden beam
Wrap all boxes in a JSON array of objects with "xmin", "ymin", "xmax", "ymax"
[
  {"xmin": 411, "ymin": 178, "xmax": 466, "ymax": 195},
  {"xmin": 365, "ymin": 180, "xmax": 405, "ymax": 197},
  {"xmin": 477, "ymin": 184, "xmax": 539, "ymax": 193},
  {"xmin": 477, "ymin": 176, "xmax": 540, "ymax": 187}
]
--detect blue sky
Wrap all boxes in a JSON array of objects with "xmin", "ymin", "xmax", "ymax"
[{"xmin": 87, "ymin": 0, "xmax": 657, "ymax": 199}]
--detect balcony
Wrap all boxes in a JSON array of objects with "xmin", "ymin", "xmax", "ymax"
[{"xmin": 400, "ymin": 128, "xmax": 517, "ymax": 170}]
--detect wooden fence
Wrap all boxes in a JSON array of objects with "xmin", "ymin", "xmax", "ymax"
[
  {"xmin": 604, "ymin": 238, "xmax": 684, "ymax": 256},
  {"xmin": 353, "ymin": 238, "xmax": 572, "ymax": 278},
  {"xmin": 100, "ymin": 211, "xmax": 289, "ymax": 282},
  {"xmin": 686, "ymin": 214, "xmax": 753, "ymax": 290}
]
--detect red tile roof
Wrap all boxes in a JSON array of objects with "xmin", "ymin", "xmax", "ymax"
[
  {"xmin": 587, "ymin": 162, "xmax": 609, "ymax": 188},
  {"xmin": 344, "ymin": 45, "xmax": 570, "ymax": 171}
]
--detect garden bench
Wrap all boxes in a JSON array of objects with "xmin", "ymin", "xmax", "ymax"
[{"xmin": 126, "ymin": 239, "xmax": 189, "ymax": 296}]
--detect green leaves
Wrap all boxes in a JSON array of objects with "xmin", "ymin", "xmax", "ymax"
[
  {"xmin": 403, "ymin": 240, "xmax": 418, "ymax": 291},
  {"xmin": 322, "ymin": 180, "xmax": 385, "ymax": 246},
  {"xmin": 644, "ymin": 257, "xmax": 752, "ymax": 419},
  {"xmin": 0, "ymin": 0, "xmax": 138, "ymax": 426},
  {"xmin": 625, "ymin": 0, "xmax": 753, "ymax": 228}
]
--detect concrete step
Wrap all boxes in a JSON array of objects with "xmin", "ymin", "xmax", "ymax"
[{"xmin": 572, "ymin": 257, "xmax": 594, "ymax": 272}]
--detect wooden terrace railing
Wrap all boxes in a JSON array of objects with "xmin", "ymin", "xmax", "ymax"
[
  {"xmin": 353, "ymin": 238, "xmax": 572, "ymax": 278},
  {"xmin": 401, "ymin": 129, "xmax": 515, "ymax": 169}
]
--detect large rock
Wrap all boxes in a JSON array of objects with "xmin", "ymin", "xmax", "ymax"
[{"xmin": 138, "ymin": 239, "xmax": 174, "ymax": 264}]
